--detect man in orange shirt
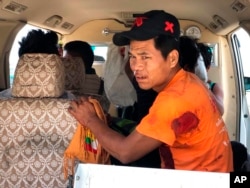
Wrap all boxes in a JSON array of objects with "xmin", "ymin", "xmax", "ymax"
[{"xmin": 68, "ymin": 10, "xmax": 233, "ymax": 172}]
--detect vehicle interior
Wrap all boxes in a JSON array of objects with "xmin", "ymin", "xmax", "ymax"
[{"xmin": 0, "ymin": 0, "xmax": 250, "ymax": 187}]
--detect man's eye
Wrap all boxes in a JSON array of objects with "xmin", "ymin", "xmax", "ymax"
[
  {"xmin": 129, "ymin": 55, "xmax": 135, "ymax": 59},
  {"xmin": 141, "ymin": 56, "xmax": 150, "ymax": 60}
]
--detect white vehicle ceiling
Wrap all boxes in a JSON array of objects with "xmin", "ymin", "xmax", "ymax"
[{"xmin": 0, "ymin": 0, "xmax": 250, "ymax": 35}]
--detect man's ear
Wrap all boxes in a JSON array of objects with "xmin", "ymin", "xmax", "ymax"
[{"xmin": 168, "ymin": 49, "xmax": 179, "ymax": 68}]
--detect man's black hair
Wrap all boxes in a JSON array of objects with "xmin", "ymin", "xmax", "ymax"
[
  {"xmin": 197, "ymin": 43, "xmax": 212, "ymax": 69},
  {"xmin": 18, "ymin": 29, "xmax": 59, "ymax": 57},
  {"xmin": 154, "ymin": 35, "xmax": 180, "ymax": 60},
  {"xmin": 179, "ymin": 36, "xmax": 199, "ymax": 73}
]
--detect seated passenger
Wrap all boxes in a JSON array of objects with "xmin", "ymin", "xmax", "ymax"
[
  {"xmin": 179, "ymin": 35, "xmax": 208, "ymax": 84},
  {"xmin": 178, "ymin": 36, "xmax": 224, "ymax": 115},
  {"xmin": 197, "ymin": 42, "xmax": 224, "ymax": 115},
  {"xmin": 18, "ymin": 29, "xmax": 59, "ymax": 57},
  {"xmin": 0, "ymin": 29, "xmax": 73, "ymax": 98},
  {"xmin": 68, "ymin": 10, "xmax": 233, "ymax": 172},
  {"xmin": 179, "ymin": 35, "xmax": 200, "ymax": 73},
  {"xmin": 63, "ymin": 41, "xmax": 104, "ymax": 95}
]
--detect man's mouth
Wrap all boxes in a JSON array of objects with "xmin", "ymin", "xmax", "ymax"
[{"xmin": 136, "ymin": 75, "xmax": 147, "ymax": 81}]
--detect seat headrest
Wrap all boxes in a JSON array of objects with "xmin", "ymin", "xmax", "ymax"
[
  {"xmin": 62, "ymin": 57, "xmax": 85, "ymax": 91},
  {"xmin": 12, "ymin": 53, "xmax": 65, "ymax": 98}
]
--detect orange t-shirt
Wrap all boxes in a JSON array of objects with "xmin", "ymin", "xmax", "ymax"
[{"xmin": 136, "ymin": 69, "xmax": 233, "ymax": 172}]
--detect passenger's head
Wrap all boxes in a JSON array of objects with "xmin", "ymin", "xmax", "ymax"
[
  {"xmin": 63, "ymin": 40, "xmax": 94, "ymax": 72},
  {"xmin": 112, "ymin": 10, "xmax": 180, "ymax": 92},
  {"xmin": 179, "ymin": 36, "xmax": 200, "ymax": 73},
  {"xmin": 197, "ymin": 43, "xmax": 212, "ymax": 70},
  {"xmin": 18, "ymin": 29, "xmax": 59, "ymax": 57}
]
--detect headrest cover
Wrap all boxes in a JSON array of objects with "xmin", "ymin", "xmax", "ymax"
[
  {"xmin": 12, "ymin": 53, "xmax": 65, "ymax": 98},
  {"xmin": 62, "ymin": 56, "xmax": 85, "ymax": 91}
]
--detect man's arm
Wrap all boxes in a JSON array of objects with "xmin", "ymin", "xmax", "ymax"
[{"xmin": 69, "ymin": 97, "xmax": 162, "ymax": 164}]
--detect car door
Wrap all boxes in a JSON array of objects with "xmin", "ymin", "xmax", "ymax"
[{"xmin": 230, "ymin": 27, "xmax": 250, "ymax": 151}]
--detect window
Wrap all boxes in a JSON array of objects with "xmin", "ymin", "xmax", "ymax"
[
  {"xmin": 231, "ymin": 27, "xmax": 250, "ymax": 147},
  {"xmin": 235, "ymin": 29, "xmax": 250, "ymax": 77},
  {"xmin": 233, "ymin": 28, "xmax": 250, "ymax": 109},
  {"xmin": 92, "ymin": 45, "xmax": 108, "ymax": 62}
]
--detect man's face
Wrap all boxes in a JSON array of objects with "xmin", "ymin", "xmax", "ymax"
[{"xmin": 129, "ymin": 38, "xmax": 177, "ymax": 92}]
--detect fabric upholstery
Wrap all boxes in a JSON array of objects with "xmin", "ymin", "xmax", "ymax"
[
  {"xmin": 62, "ymin": 57, "xmax": 85, "ymax": 91},
  {"xmin": 12, "ymin": 53, "xmax": 65, "ymax": 98},
  {"xmin": 0, "ymin": 53, "xmax": 110, "ymax": 187},
  {"xmin": 0, "ymin": 53, "xmax": 78, "ymax": 187},
  {"xmin": 62, "ymin": 56, "xmax": 110, "ymax": 111},
  {"xmin": 62, "ymin": 56, "xmax": 102, "ymax": 95},
  {"xmin": 79, "ymin": 74, "xmax": 102, "ymax": 94},
  {"xmin": 0, "ymin": 98, "xmax": 77, "ymax": 188}
]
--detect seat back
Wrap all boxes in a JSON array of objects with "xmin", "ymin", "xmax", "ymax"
[
  {"xmin": 0, "ymin": 53, "xmax": 78, "ymax": 187},
  {"xmin": 0, "ymin": 98, "xmax": 77, "ymax": 187},
  {"xmin": 12, "ymin": 53, "xmax": 65, "ymax": 98},
  {"xmin": 61, "ymin": 56, "xmax": 110, "ymax": 112},
  {"xmin": 62, "ymin": 56, "xmax": 85, "ymax": 92},
  {"xmin": 62, "ymin": 56, "xmax": 104, "ymax": 95}
]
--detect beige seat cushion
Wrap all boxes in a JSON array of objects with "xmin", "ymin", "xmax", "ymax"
[
  {"xmin": 80, "ymin": 74, "xmax": 102, "ymax": 94},
  {"xmin": 12, "ymin": 53, "xmax": 65, "ymax": 98},
  {"xmin": 0, "ymin": 98, "xmax": 77, "ymax": 187},
  {"xmin": 62, "ymin": 57, "xmax": 85, "ymax": 91}
]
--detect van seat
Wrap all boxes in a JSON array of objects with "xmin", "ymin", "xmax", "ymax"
[
  {"xmin": 12, "ymin": 53, "xmax": 65, "ymax": 98},
  {"xmin": 62, "ymin": 57, "xmax": 85, "ymax": 92},
  {"xmin": 0, "ymin": 98, "xmax": 77, "ymax": 187},
  {"xmin": 0, "ymin": 53, "xmax": 77, "ymax": 187}
]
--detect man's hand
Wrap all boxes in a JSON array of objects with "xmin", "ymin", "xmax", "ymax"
[{"xmin": 68, "ymin": 96, "xmax": 99, "ymax": 127}]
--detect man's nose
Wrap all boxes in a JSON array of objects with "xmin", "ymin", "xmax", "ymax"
[{"xmin": 130, "ymin": 59, "xmax": 144, "ymax": 71}]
